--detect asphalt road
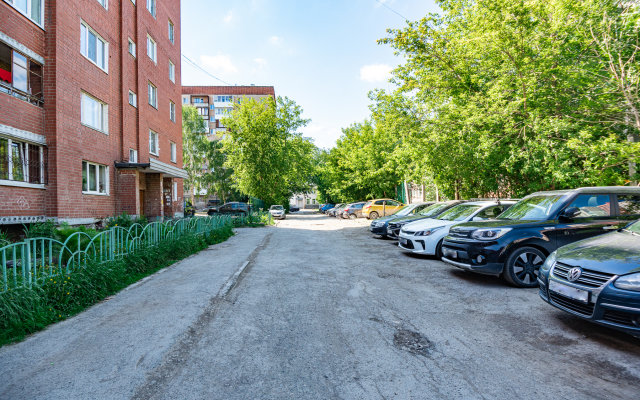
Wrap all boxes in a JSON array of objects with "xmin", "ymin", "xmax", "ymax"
[{"xmin": 1, "ymin": 213, "xmax": 639, "ymax": 399}]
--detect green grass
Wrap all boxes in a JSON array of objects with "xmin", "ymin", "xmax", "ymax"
[{"xmin": 0, "ymin": 224, "xmax": 237, "ymax": 347}]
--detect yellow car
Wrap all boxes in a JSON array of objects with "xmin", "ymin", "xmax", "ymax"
[{"xmin": 362, "ymin": 198, "xmax": 404, "ymax": 219}]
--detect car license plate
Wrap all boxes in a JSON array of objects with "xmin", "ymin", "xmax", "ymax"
[
  {"xmin": 549, "ymin": 280, "xmax": 589, "ymax": 303},
  {"xmin": 399, "ymin": 238, "xmax": 408, "ymax": 246},
  {"xmin": 442, "ymin": 248, "xmax": 457, "ymax": 259}
]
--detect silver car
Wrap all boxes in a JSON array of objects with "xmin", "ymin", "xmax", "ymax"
[{"xmin": 269, "ymin": 205, "xmax": 286, "ymax": 220}]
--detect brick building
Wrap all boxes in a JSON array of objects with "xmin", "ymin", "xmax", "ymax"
[
  {"xmin": 181, "ymin": 85, "xmax": 275, "ymax": 141},
  {"xmin": 0, "ymin": 0, "xmax": 186, "ymax": 225}
]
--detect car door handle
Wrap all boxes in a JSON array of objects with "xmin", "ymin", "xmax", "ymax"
[{"xmin": 602, "ymin": 225, "xmax": 618, "ymax": 231}]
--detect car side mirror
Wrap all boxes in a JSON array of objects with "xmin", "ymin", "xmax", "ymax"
[{"xmin": 560, "ymin": 207, "xmax": 581, "ymax": 220}]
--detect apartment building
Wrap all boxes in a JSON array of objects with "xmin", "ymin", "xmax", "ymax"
[
  {"xmin": 181, "ymin": 86, "xmax": 275, "ymax": 140},
  {"xmin": 0, "ymin": 0, "xmax": 186, "ymax": 225}
]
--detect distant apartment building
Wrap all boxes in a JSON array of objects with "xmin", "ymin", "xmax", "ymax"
[
  {"xmin": 0, "ymin": 0, "xmax": 186, "ymax": 225},
  {"xmin": 181, "ymin": 86, "xmax": 276, "ymax": 140}
]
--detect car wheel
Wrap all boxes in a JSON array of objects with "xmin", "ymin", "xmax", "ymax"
[
  {"xmin": 369, "ymin": 211, "xmax": 379, "ymax": 219},
  {"xmin": 349, "ymin": 213, "xmax": 357, "ymax": 219},
  {"xmin": 503, "ymin": 246, "xmax": 546, "ymax": 288},
  {"xmin": 435, "ymin": 239, "xmax": 444, "ymax": 259}
]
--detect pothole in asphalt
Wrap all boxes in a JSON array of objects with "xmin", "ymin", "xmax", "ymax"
[{"xmin": 393, "ymin": 329, "xmax": 434, "ymax": 357}]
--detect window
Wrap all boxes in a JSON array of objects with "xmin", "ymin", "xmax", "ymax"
[
  {"xmin": 149, "ymin": 130, "xmax": 158, "ymax": 155},
  {"xmin": 168, "ymin": 20, "xmax": 175, "ymax": 44},
  {"xmin": 146, "ymin": 0, "xmax": 156, "ymax": 17},
  {"xmin": 128, "ymin": 90, "xmax": 137, "ymax": 107},
  {"xmin": 81, "ymin": 92, "xmax": 108, "ymax": 133},
  {"xmin": 148, "ymin": 82, "xmax": 157, "ymax": 108},
  {"xmin": 0, "ymin": 137, "xmax": 44, "ymax": 184},
  {"xmin": 129, "ymin": 149, "xmax": 138, "ymax": 163},
  {"xmin": 81, "ymin": 22, "xmax": 108, "ymax": 72},
  {"xmin": 0, "ymin": 42, "xmax": 44, "ymax": 106},
  {"xmin": 5, "ymin": 0, "xmax": 43, "ymax": 26},
  {"xmin": 197, "ymin": 107, "xmax": 208, "ymax": 116},
  {"xmin": 210, "ymin": 104, "xmax": 215, "ymax": 110},
  {"xmin": 169, "ymin": 101, "xmax": 176, "ymax": 122},
  {"xmin": 168, "ymin": 60, "xmax": 175, "ymax": 83},
  {"xmin": 170, "ymin": 142, "xmax": 176, "ymax": 163},
  {"xmin": 617, "ymin": 195, "xmax": 640, "ymax": 216},
  {"xmin": 146, "ymin": 35, "xmax": 157, "ymax": 63},
  {"xmin": 128, "ymin": 38, "xmax": 136, "ymax": 57},
  {"xmin": 474, "ymin": 205, "xmax": 506, "ymax": 220},
  {"xmin": 82, "ymin": 161, "xmax": 108, "ymax": 194},
  {"xmin": 96, "ymin": 0, "xmax": 107, "ymax": 9},
  {"xmin": 566, "ymin": 194, "xmax": 612, "ymax": 218},
  {"xmin": 173, "ymin": 181, "xmax": 177, "ymax": 201},
  {"xmin": 182, "ymin": 97, "xmax": 188, "ymax": 104},
  {"xmin": 209, "ymin": 129, "xmax": 214, "ymax": 135},
  {"xmin": 210, "ymin": 116, "xmax": 215, "ymax": 122},
  {"xmin": 216, "ymin": 95, "xmax": 232, "ymax": 102}
]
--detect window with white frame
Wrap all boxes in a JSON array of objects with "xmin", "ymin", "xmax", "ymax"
[
  {"xmin": 81, "ymin": 92, "xmax": 108, "ymax": 133},
  {"xmin": 173, "ymin": 181, "xmax": 177, "ymax": 201},
  {"xmin": 5, "ymin": 0, "xmax": 43, "ymax": 27},
  {"xmin": 128, "ymin": 38, "xmax": 136, "ymax": 57},
  {"xmin": 169, "ymin": 60, "xmax": 175, "ymax": 82},
  {"xmin": 146, "ymin": 0, "xmax": 156, "ymax": 17},
  {"xmin": 81, "ymin": 22, "xmax": 108, "ymax": 72},
  {"xmin": 170, "ymin": 142, "xmax": 176, "ymax": 163},
  {"xmin": 129, "ymin": 148, "xmax": 138, "ymax": 163},
  {"xmin": 148, "ymin": 82, "xmax": 157, "ymax": 108},
  {"xmin": 96, "ymin": 0, "xmax": 107, "ymax": 9},
  {"xmin": 170, "ymin": 101, "xmax": 176, "ymax": 122},
  {"xmin": 168, "ymin": 20, "xmax": 175, "ymax": 44},
  {"xmin": 146, "ymin": 34, "xmax": 157, "ymax": 63},
  {"xmin": 149, "ymin": 130, "xmax": 159, "ymax": 155},
  {"xmin": 0, "ymin": 137, "xmax": 44, "ymax": 184},
  {"xmin": 182, "ymin": 97, "xmax": 188, "ymax": 104},
  {"xmin": 216, "ymin": 95, "xmax": 232, "ymax": 103},
  {"xmin": 128, "ymin": 90, "xmax": 137, "ymax": 107},
  {"xmin": 82, "ymin": 161, "xmax": 108, "ymax": 194}
]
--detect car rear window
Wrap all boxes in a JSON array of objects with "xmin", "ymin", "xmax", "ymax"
[
  {"xmin": 618, "ymin": 194, "xmax": 640, "ymax": 216},
  {"xmin": 566, "ymin": 194, "xmax": 611, "ymax": 217},
  {"xmin": 498, "ymin": 194, "xmax": 567, "ymax": 221},
  {"xmin": 419, "ymin": 202, "xmax": 454, "ymax": 217}
]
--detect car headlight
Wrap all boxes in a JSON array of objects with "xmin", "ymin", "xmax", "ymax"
[
  {"xmin": 415, "ymin": 226, "xmax": 445, "ymax": 236},
  {"xmin": 540, "ymin": 251, "xmax": 557, "ymax": 274},
  {"xmin": 614, "ymin": 273, "xmax": 640, "ymax": 292},
  {"xmin": 470, "ymin": 228, "xmax": 512, "ymax": 240}
]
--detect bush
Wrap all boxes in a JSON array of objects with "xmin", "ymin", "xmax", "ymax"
[
  {"xmin": 0, "ymin": 223, "xmax": 235, "ymax": 346},
  {"xmin": 104, "ymin": 212, "xmax": 149, "ymax": 229},
  {"xmin": 23, "ymin": 219, "xmax": 57, "ymax": 239}
]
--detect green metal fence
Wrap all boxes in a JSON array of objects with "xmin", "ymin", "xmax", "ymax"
[{"xmin": 0, "ymin": 213, "xmax": 269, "ymax": 293}]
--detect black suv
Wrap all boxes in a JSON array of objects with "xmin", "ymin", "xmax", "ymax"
[
  {"xmin": 441, "ymin": 187, "xmax": 640, "ymax": 288},
  {"xmin": 208, "ymin": 202, "xmax": 249, "ymax": 216}
]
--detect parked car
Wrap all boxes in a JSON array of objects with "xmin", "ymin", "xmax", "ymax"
[
  {"xmin": 330, "ymin": 204, "xmax": 347, "ymax": 217},
  {"xmin": 269, "ymin": 205, "xmax": 286, "ymax": 220},
  {"xmin": 441, "ymin": 187, "xmax": 640, "ymax": 288},
  {"xmin": 320, "ymin": 203, "xmax": 335, "ymax": 214},
  {"xmin": 209, "ymin": 202, "xmax": 249, "ymax": 215},
  {"xmin": 386, "ymin": 201, "xmax": 464, "ymax": 239},
  {"xmin": 369, "ymin": 202, "xmax": 435, "ymax": 237},
  {"xmin": 362, "ymin": 199, "xmax": 404, "ymax": 219},
  {"xmin": 342, "ymin": 202, "xmax": 367, "ymax": 219},
  {"xmin": 538, "ymin": 218, "xmax": 640, "ymax": 337},
  {"xmin": 399, "ymin": 201, "xmax": 515, "ymax": 257},
  {"xmin": 290, "ymin": 206, "xmax": 300, "ymax": 212},
  {"xmin": 184, "ymin": 200, "xmax": 196, "ymax": 217}
]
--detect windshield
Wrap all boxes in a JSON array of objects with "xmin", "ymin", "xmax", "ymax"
[
  {"xmin": 419, "ymin": 202, "xmax": 454, "ymax": 217},
  {"xmin": 498, "ymin": 194, "xmax": 567, "ymax": 221},
  {"xmin": 625, "ymin": 220, "xmax": 640, "ymax": 235},
  {"xmin": 270, "ymin": 205, "xmax": 283, "ymax": 210},
  {"xmin": 437, "ymin": 204, "xmax": 482, "ymax": 221},
  {"xmin": 394, "ymin": 205, "xmax": 413, "ymax": 216}
]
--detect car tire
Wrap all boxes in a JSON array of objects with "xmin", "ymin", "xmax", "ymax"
[
  {"xmin": 369, "ymin": 211, "xmax": 379, "ymax": 219},
  {"xmin": 503, "ymin": 246, "xmax": 546, "ymax": 288},
  {"xmin": 349, "ymin": 213, "xmax": 357, "ymax": 219},
  {"xmin": 435, "ymin": 239, "xmax": 444, "ymax": 259}
]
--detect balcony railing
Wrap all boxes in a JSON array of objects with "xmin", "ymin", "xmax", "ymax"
[{"xmin": 0, "ymin": 82, "xmax": 44, "ymax": 107}]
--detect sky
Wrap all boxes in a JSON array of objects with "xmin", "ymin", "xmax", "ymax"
[{"xmin": 180, "ymin": 0, "xmax": 440, "ymax": 149}]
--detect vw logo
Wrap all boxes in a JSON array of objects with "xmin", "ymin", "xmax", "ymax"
[{"xmin": 567, "ymin": 267, "xmax": 583, "ymax": 282}]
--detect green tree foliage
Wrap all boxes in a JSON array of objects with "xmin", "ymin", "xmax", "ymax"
[
  {"xmin": 322, "ymin": 0, "xmax": 640, "ymax": 200},
  {"xmin": 222, "ymin": 96, "xmax": 315, "ymax": 206}
]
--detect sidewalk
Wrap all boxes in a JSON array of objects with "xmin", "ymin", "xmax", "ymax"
[{"xmin": 0, "ymin": 227, "xmax": 271, "ymax": 400}]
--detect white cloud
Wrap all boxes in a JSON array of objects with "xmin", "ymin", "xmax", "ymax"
[
  {"xmin": 254, "ymin": 58, "xmax": 268, "ymax": 68},
  {"xmin": 200, "ymin": 54, "xmax": 238, "ymax": 74},
  {"xmin": 223, "ymin": 10, "xmax": 233, "ymax": 23},
  {"xmin": 359, "ymin": 64, "xmax": 392, "ymax": 83},
  {"xmin": 269, "ymin": 36, "xmax": 283, "ymax": 46}
]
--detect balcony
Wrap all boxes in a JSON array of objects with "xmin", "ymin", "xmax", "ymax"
[{"xmin": 213, "ymin": 101, "xmax": 233, "ymax": 108}]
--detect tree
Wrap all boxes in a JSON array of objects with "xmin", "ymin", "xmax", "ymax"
[
  {"xmin": 182, "ymin": 106, "xmax": 209, "ymax": 203},
  {"xmin": 222, "ymin": 96, "xmax": 315, "ymax": 206}
]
